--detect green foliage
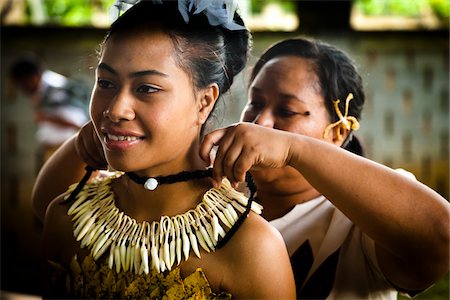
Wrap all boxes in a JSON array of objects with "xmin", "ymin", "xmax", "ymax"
[
  {"xmin": 45, "ymin": 0, "xmax": 92, "ymax": 25},
  {"xmin": 355, "ymin": 0, "xmax": 449, "ymax": 19},
  {"xmin": 428, "ymin": 0, "xmax": 450, "ymax": 19},
  {"xmin": 250, "ymin": 0, "xmax": 295, "ymax": 14},
  {"xmin": 398, "ymin": 273, "xmax": 450, "ymax": 300},
  {"xmin": 356, "ymin": 0, "xmax": 426, "ymax": 17},
  {"xmin": 23, "ymin": 0, "xmax": 449, "ymax": 27},
  {"xmin": 26, "ymin": 0, "xmax": 115, "ymax": 26}
]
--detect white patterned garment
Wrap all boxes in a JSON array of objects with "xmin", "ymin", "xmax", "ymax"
[{"xmin": 270, "ymin": 195, "xmax": 398, "ymax": 300}]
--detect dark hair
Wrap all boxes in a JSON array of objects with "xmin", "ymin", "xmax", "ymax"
[
  {"xmin": 9, "ymin": 53, "xmax": 44, "ymax": 79},
  {"xmin": 104, "ymin": 0, "xmax": 251, "ymax": 97},
  {"xmin": 250, "ymin": 38, "xmax": 365, "ymax": 156}
]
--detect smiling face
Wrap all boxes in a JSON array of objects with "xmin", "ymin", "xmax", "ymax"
[
  {"xmin": 242, "ymin": 55, "xmax": 333, "ymax": 187},
  {"xmin": 90, "ymin": 27, "xmax": 205, "ymax": 175}
]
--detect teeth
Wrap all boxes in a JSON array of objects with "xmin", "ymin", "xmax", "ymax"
[{"xmin": 107, "ymin": 134, "xmax": 140, "ymax": 141}]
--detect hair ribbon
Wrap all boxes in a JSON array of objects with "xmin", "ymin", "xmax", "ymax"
[{"xmin": 110, "ymin": 0, "xmax": 245, "ymax": 31}]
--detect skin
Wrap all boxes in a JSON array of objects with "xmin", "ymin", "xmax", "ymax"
[
  {"xmin": 41, "ymin": 28, "xmax": 295, "ymax": 299},
  {"xmin": 200, "ymin": 56, "xmax": 450, "ymax": 291}
]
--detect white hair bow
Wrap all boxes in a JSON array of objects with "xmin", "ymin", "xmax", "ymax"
[{"xmin": 110, "ymin": 0, "xmax": 245, "ymax": 31}]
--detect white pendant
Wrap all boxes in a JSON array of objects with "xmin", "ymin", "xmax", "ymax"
[{"xmin": 144, "ymin": 178, "xmax": 158, "ymax": 190}]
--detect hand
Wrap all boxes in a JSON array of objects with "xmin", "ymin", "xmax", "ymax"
[
  {"xmin": 200, "ymin": 123, "xmax": 293, "ymax": 187},
  {"xmin": 74, "ymin": 121, "xmax": 107, "ymax": 170}
]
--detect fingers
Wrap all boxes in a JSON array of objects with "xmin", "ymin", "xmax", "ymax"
[
  {"xmin": 215, "ymin": 133, "xmax": 256, "ymax": 187},
  {"xmin": 201, "ymin": 124, "xmax": 255, "ymax": 188},
  {"xmin": 200, "ymin": 128, "xmax": 226, "ymax": 165},
  {"xmin": 75, "ymin": 121, "xmax": 107, "ymax": 170},
  {"xmin": 212, "ymin": 129, "xmax": 238, "ymax": 187}
]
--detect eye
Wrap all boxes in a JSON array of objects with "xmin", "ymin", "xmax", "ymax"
[
  {"xmin": 277, "ymin": 108, "xmax": 298, "ymax": 118},
  {"xmin": 136, "ymin": 84, "xmax": 160, "ymax": 94},
  {"xmin": 97, "ymin": 79, "xmax": 115, "ymax": 89},
  {"xmin": 277, "ymin": 108, "xmax": 310, "ymax": 118},
  {"xmin": 248, "ymin": 100, "xmax": 264, "ymax": 111}
]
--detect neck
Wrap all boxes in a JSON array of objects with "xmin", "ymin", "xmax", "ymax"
[
  {"xmin": 257, "ymin": 188, "xmax": 321, "ymax": 221},
  {"xmin": 252, "ymin": 169, "xmax": 321, "ymax": 221},
  {"xmin": 115, "ymin": 175, "xmax": 213, "ymax": 223}
]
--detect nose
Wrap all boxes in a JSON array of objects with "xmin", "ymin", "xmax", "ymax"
[
  {"xmin": 104, "ymin": 90, "xmax": 135, "ymax": 122},
  {"xmin": 253, "ymin": 109, "xmax": 274, "ymax": 128}
]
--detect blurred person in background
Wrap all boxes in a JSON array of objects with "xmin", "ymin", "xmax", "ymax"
[{"xmin": 9, "ymin": 53, "xmax": 90, "ymax": 170}]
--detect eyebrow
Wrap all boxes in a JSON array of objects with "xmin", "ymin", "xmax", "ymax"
[
  {"xmin": 97, "ymin": 62, "xmax": 168, "ymax": 78},
  {"xmin": 251, "ymin": 86, "xmax": 306, "ymax": 104}
]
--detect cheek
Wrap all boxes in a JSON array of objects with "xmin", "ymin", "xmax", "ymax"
[
  {"xmin": 89, "ymin": 90, "xmax": 113, "ymax": 135},
  {"xmin": 282, "ymin": 118, "xmax": 328, "ymax": 140},
  {"xmin": 89, "ymin": 93, "xmax": 104, "ymax": 121},
  {"xmin": 240, "ymin": 107, "xmax": 255, "ymax": 122},
  {"xmin": 148, "ymin": 101, "xmax": 196, "ymax": 131}
]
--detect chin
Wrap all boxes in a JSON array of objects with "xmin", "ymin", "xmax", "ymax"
[
  {"xmin": 252, "ymin": 167, "xmax": 290, "ymax": 182},
  {"xmin": 252, "ymin": 166, "xmax": 305, "ymax": 186},
  {"xmin": 105, "ymin": 156, "xmax": 141, "ymax": 173}
]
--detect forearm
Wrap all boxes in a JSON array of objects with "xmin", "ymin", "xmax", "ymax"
[
  {"xmin": 289, "ymin": 135, "xmax": 450, "ymax": 286},
  {"xmin": 35, "ymin": 112, "xmax": 81, "ymax": 129},
  {"xmin": 32, "ymin": 136, "xmax": 87, "ymax": 222}
]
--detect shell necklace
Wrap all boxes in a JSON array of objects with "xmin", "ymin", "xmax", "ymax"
[{"xmin": 65, "ymin": 170, "xmax": 262, "ymax": 275}]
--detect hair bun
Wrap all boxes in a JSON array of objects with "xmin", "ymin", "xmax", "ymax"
[{"xmin": 222, "ymin": 14, "xmax": 251, "ymax": 90}]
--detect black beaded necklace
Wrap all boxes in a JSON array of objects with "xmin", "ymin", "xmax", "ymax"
[
  {"xmin": 125, "ymin": 168, "xmax": 214, "ymax": 190},
  {"xmin": 123, "ymin": 168, "xmax": 257, "ymax": 248}
]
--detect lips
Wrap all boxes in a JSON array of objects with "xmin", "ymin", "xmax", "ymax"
[
  {"xmin": 107, "ymin": 133, "xmax": 141, "ymax": 141},
  {"xmin": 102, "ymin": 128, "xmax": 144, "ymax": 151}
]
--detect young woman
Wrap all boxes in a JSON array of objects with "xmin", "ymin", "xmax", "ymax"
[
  {"xmin": 201, "ymin": 38, "xmax": 450, "ymax": 299},
  {"xmin": 39, "ymin": 1, "xmax": 295, "ymax": 298}
]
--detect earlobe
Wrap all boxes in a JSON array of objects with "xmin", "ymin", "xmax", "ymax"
[
  {"xmin": 323, "ymin": 124, "xmax": 349, "ymax": 146},
  {"xmin": 331, "ymin": 125, "xmax": 349, "ymax": 146},
  {"xmin": 198, "ymin": 83, "xmax": 219, "ymax": 125}
]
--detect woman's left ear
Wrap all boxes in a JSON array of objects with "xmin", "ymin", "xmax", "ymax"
[
  {"xmin": 198, "ymin": 83, "xmax": 219, "ymax": 125},
  {"xmin": 331, "ymin": 125, "xmax": 350, "ymax": 146}
]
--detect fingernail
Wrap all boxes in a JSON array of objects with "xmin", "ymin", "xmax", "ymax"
[{"xmin": 213, "ymin": 180, "xmax": 219, "ymax": 189}]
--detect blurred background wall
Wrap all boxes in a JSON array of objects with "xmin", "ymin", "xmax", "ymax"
[{"xmin": 1, "ymin": 0, "xmax": 448, "ymax": 297}]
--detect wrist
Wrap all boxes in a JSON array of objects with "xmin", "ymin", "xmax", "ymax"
[
  {"xmin": 286, "ymin": 133, "xmax": 304, "ymax": 169},
  {"xmin": 74, "ymin": 122, "xmax": 107, "ymax": 170}
]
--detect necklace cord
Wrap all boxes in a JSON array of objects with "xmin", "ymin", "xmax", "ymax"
[
  {"xmin": 61, "ymin": 165, "xmax": 95, "ymax": 205},
  {"xmin": 125, "ymin": 169, "xmax": 213, "ymax": 186},
  {"xmin": 216, "ymin": 172, "xmax": 256, "ymax": 249}
]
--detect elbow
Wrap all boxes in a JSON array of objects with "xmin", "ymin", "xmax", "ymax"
[
  {"xmin": 418, "ymin": 208, "xmax": 450, "ymax": 286},
  {"xmin": 431, "ymin": 211, "xmax": 450, "ymax": 278},
  {"xmin": 394, "ymin": 206, "xmax": 450, "ymax": 289},
  {"xmin": 419, "ymin": 193, "xmax": 450, "ymax": 282}
]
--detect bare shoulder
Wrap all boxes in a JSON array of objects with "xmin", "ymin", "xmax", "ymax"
[
  {"xmin": 220, "ymin": 212, "xmax": 296, "ymax": 299},
  {"xmin": 235, "ymin": 212, "xmax": 285, "ymax": 248},
  {"xmin": 227, "ymin": 212, "xmax": 289, "ymax": 266},
  {"xmin": 45, "ymin": 193, "xmax": 73, "ymax": 231},
  {"xmin": 42, "ymin": 194, "xmax": 78, "ymax": 265}
]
